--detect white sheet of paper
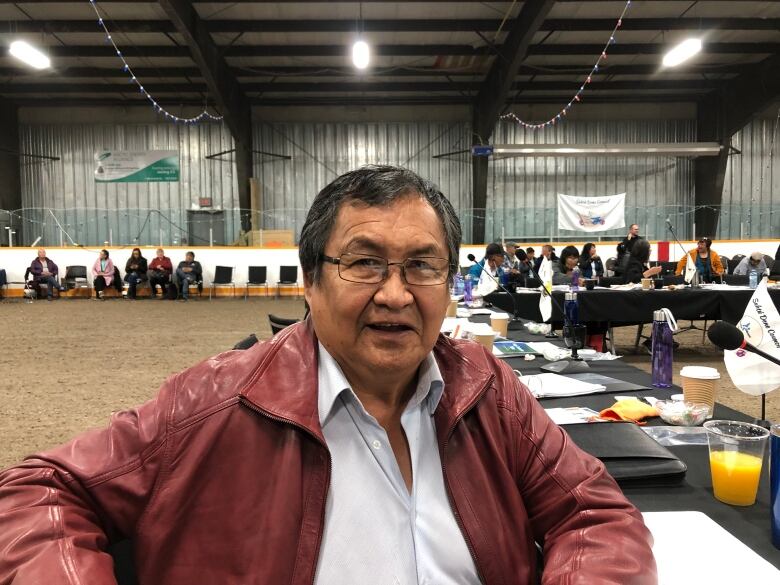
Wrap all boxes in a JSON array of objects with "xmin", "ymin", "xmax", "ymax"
[
  {"xmin": 544, "ymin": 407, "xmax": 601, "ymax": 425},
  {"xmin": 642, "ymin": 511, "xmax": 780, "ymax": 583}
]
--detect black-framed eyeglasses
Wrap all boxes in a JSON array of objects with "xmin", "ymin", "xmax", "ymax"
[{"xmin": 322, "ymin": 252, "xmax": 451, "ymax": 286}]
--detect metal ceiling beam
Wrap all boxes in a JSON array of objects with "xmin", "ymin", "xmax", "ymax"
[
  {"xmin": 8, "ymin": 18, "xmax": 780, "ymax": 34},
  {"xmin": 694, "ymin": 53, "xmax": 780, "ymax": 237},
  {"xmin": 157, "ymin": 0, "xmax": 252, "ymax": 232},
  {"xmin": 31, "ymin": 42, "xmax": 780, "ymax": 59},
  {"xmin": 0, "ymin": 79, "xmax": 721, "ymax": 94}
]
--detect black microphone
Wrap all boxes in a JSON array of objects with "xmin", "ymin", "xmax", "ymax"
[
  {"xmin": 466, "ymin": 254, "xmax": 523, "ymax": 330},
  {"xmin": 707, "ymin": 321, "xmax": 780, "ymax": 368}
]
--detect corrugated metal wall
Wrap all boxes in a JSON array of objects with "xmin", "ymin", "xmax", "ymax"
[
  {"xmin": 252, "ymin": 121, "xmax": 472, "ymax": 240},
  {"xmin": 18, "ymin": 121, "xmax": 237, "ymax": 246},
  {"xmin": 721, "ymin": 115, "xmax": 780, "ymax": 239},
  {"xmin": 488, "ymin": 119, "xmax": 697, "ymax": 242}
]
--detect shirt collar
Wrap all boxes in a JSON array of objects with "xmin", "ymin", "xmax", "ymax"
[{"xmin": 317, "ymin": 342, "xmax": 445, "ymax": 427}]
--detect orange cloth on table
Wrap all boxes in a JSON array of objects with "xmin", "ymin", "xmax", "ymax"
[{"xmin": 599, "ymin": 399, "xmax": 659, "ymax": 425}]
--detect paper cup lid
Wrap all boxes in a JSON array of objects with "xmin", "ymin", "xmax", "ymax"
[
  {"xmin": 680, "ymin": 366, "xmax": 721, "ymax": 380},
  {"xmin": 490, "ymin": 313, "xmax": 510, "ymax": 320}
]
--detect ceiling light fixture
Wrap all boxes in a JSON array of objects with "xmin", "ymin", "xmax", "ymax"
[
  {"xmin": 9, "ymin": 40, "xmax": 50, "ymax": 70},
  {"xmin": 662, "ymin": 38, "xmax": 702, "ymax": 67},
  {"xmin": 352, "ymin": 40, "xmax": 370, "ymax": 70}
]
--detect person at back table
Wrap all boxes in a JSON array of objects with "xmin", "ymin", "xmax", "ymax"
[
  {"xmin": 124, "ymin": 247, "xmax": 148, "ymax": 300},
  {"xmin": 552, "ymin": 245, "xmax": 584, "ymax": 286},
  {"xmin": 623, "ymin": 239, "xmax": 662, "ymax": 284},
  {"xmin": 615, "ymin": 224, "xmax": 643, "ymax": 276},
  {"xmin": 148, "ymin": 248, "xmax": 173, "ymax": 298},
  {"xmin": 29, "ymin": 248, "xmax": 65, "ymax": 300},
  {"xmin": 525, "ymin": 247, "xmax": 536, "ymax": 266},
  {"xmin": 91, "ymin": 249, "xmax": 115, "ymax": 300},
  {"xmin": 578, "ymin": 242, "xmax": 604, "ymax": 279},
  {"xmin": 0, "ymin": 165, "xmax": 656, "ymax": 584},
  {"xmin": 674, "ymin": 237, "xmax": 724, "ymax": 283},
  {"xmin": 533, "ymin": 244, "xmax": 557, "ymax": 272},
  {"xmin": 176, "ymin": 251, "xmax": 202, "ymax": 301},
  {"xmin": 732, "ymin": 252, "xmax": 767, "ymax": 276}
]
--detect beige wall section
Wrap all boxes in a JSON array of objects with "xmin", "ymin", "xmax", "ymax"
[{"xmin": 20, "ymin": 103, "xmax": 698, "ymax": 125}]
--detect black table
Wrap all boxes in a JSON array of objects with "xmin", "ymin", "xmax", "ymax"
[
  {"xmin": 488, "ymin": 319, "xmax": 780, "ymax": 569},
  {"xmin": 487, "ymin": 287, "xmax": 780, "ymax": 325}
]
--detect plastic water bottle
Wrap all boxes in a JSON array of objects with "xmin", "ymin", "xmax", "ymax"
[
  {"xmin": 770, "ymin": 423, "xmax": 780, "ymax": 549},
  {"xmin": 571, "ymin": 266, "xmax": 581, "ymax": 290},
  {"xmin": 651, "ymin": 310, "xmax": 673, "ymax": 388},
  {"xmin": 453, "ymin": 272, "xmax": 465, "ymax": 296},
  {"xmin": 749, "ymin": 269, "xmax": 758, "ymax": 289},
  {"xmin": 564, "ymin": 292, "xmax": 579, "ymax": 325},
  {"xmin": 464, "ymin": 274, "xmax": 473, "ymax": 305}
]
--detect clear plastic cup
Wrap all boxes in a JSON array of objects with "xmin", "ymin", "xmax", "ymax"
[{"xmin": 704, "ymin": 420, "xmax": 769, "ymax": 506}]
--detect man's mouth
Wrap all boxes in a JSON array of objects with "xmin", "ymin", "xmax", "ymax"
[{"xmin": 367, "ymin": 322, "xmax": 414, "ymax": 333}]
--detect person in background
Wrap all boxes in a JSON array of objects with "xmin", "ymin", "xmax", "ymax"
[
  {"xmin": 733, "ymin": 252, "xmax": 767, "ymax": 276},
  {"xmin": 534, "ymin": 244, "xmax": 557, "ymax": 272},
  {"xmin": 525, "ymin": 247, "xmax": 536, "ymax": 266},
  {"xmin": 0, "ymin": 165, "xmax": 655, "ymax": 584},
  {"xmin": 552, "ymin": 245, "xmax": 583, "ymax": 286},
  {"xmin": 675, "ymin": 237, "xmax": 724, "ymax": 283},
  {"xmin": 615, "ymin": 224, "xmax": 642, "ymax": 276},
  {"xmin": 578, "ymin": 243, "xmax": 604, "ymax": 279},
  {"xmin": 176, "ymin": 251, "xmax": 202, "ymax": 301},
  {"xmin": 29, "ymin": 248, "xmax": 65, "ymax": 301},
  {"xmin": 623, "ymin": 239, "xmax": 662, "ymax": 284},
  {"xmin": 91, "ymin": 249, "xmax": 115, "ymax": 300},
  {"xmin": 148, "ymin": 248, "xmax": 173, "ymax": 298},
  {"xmin": 502, "ymin": 242, "xmax": 521, "ymax": 272},
  {"xmin": 771, "ymin": 244, "xmax": 780, "ymax": 279},
  {"xmin": 124, "ymin": 248, "xmax": 148, "ymax": 300},
  {"xmin": 468, "ymin": 242, "xmax": 505, "ymax": 295}
]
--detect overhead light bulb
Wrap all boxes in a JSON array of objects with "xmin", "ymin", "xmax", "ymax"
[
  {"xmin": 352, "ymin": 40, "xmax": 370, "ymax": 70},
  {"xmin": 662, "ymin": 38, "xmax": 702, "ymax": 67},
  {"xmin": 9, "ymin": 40, "xmax": 50, "ymax": 69}
]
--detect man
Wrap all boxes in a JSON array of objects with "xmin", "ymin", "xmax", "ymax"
[
  {"xmin": 533, "ymin": 244, "xmax": 556, "ymax": 272},
  {"xmin": 175, "ymin": 251, "xmax": 202, "ymax": 300},
  {"xmin": 0, "ymin": 166, "xmax": 656, "ymax": 584},
  {"xmin": 615, "ymin": 224, "xmax": 642, "ymax": 276},
  {"xmin": 525, "ymin": 246, "xmax": 536, "ymax": 265},
  {"xmin": 733, "ymin": 252, "xmax": 767, "ymax": 276},
  {"xmin": 675, "ymin": 237, "xmax": 724, "ymax": 282},
  {"xmin": 502, "ymin": 242, "xmax": 521, "ymax": 272},
  {"xmin": 29, "ymin": 248, "xmax": 65, "ymax": 300},
  {"xmin": 148, "ymin": 247, "xmax": 173, "ymax": 298},
  {"xmin": 468, "ymin": 242, "xmax": 505, "ymax": 295}
]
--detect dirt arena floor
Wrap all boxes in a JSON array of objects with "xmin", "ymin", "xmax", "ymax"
[{"xmin": 1, "ymin": 297, "xmax": 777, "ymax": 469}]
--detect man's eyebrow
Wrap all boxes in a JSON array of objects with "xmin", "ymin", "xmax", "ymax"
[{"xmin": 341, "ymin": 238, "xmax": 442, "ymax": 257}]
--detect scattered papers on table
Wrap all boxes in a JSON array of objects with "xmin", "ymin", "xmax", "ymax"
[
  {"xmin": 545, "ymin": 407, "xmax": 603, "ymax": 425},
  {"xmin": 518, "ymin": 372, "xmax": 606, "ymax": 398}
]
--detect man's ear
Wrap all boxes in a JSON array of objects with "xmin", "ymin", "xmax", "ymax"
[{"xmin": 303, "ymin": 271, "xmax": 315, "ymax": 304}]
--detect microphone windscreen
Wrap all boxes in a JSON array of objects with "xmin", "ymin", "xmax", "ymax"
[
  {"xmin": 707, "ymin": 321, "xmax": 744, "ymax": 351},
  {"xmin": 466, "ymin": 254, "xmax": 476, "ymax": 262}
]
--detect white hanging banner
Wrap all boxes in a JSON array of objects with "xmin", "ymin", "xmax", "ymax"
[
  {"xmin": 557, "ymin": 193, "xmax": 626, "ymax": 232},
  {"xmin": 723, "ymin": 280, "xmax": 780, "ymax": 396}
]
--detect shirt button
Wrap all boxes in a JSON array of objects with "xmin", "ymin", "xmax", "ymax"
[{"xmin": 371, "ymin": 440, "xmax": 382, "ymax": 450}]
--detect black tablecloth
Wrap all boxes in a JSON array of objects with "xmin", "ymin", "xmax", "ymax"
[
  {"xmin": 487, "ymin": 287, "xmax": 780, "ymax": 325},
  {"xmin": 487, "ymin": 320, "xmax": 780, "ymax": 569}
]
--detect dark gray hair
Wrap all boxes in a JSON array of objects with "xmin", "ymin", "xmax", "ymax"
[{"xmin": 299, "ymin": 165, "xmax": 462, "ymax": 284}]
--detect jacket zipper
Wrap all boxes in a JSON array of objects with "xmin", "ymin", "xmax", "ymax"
[
  {"xmin": 440, "ymin": 375, "xmax": 494, "ymax": 585},
  {"xmin": 239, "ymin": 398, "xmax": 332, "ymax": 585}
]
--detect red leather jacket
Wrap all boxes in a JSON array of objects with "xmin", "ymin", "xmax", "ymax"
[{"xmin": 0, "ymin": 322, "xmax": 656, "ymax": 584}]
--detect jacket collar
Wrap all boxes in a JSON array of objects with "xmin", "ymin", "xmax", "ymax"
[{"xmin": 240, "ymin": 319, "xmax": 494, "ymax": 444}]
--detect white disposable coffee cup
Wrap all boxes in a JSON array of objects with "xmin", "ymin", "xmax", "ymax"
[
  {"xmin": 473, "ymin": 332, "xmax": 495, "ymax": 351},
  {"xmin": 490, "ymin": 313, "xmax": 510, "ymax": 337},
  {"xmin": 680, "ymin": 366, "xmax": 721, "ymax": 417}
]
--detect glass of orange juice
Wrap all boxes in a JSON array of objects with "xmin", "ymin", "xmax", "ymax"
[{"xmin": 704, "ymin": 420, "xmax": 770, "ymax": 506}]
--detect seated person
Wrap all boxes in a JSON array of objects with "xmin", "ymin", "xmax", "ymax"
[
  {"xmin": 0, "ymin": 165, "xmax": 655, "ymax": 584},
  {"xmin": 623, "ymin": 239, "xmax": 662, "ymax": 284},
  {"xmin": 732, "ymin": 252, "xmax": 767, "ymax": 276},
  {"xmin": 615, "ymin": 224, "xmax": 642, "ymax": 276},
  {"xmin": 176, "ymin": 251, "xmax": 203, "ymax": 300},
  {"xmin": 29, "ymin": 248, "xmax": 65, "ymax": 300},
  {"xmin": 534, "ymin": 244, "xmax": 557, "ymax": 272},
  {"xmin": 124, "ymin": 248, "xmax": 148, "ymax": 300},
  {"xmin": 502, "ymin": 242, "xmax": 521, "ymax": 272},
  {"xmin": 91, "ymin": 249, "xmax": 115, "ymax": 300},
  {"xmin": 578, "ymin": 242, "xmax": 604, "ymax": 279},
  {"xmin": 675, "ymin": 237, "xmax": 724, "ymax": 282},
  {"xmin": 468, "ymin": 242, "xmax": 505, "ymax": 295},
  {"xmin": 148, "ymin": 248, "xmax": 173, "ymax": 297},
  {"xmin": 502, "ymin": 243, "xmax": 530, "ymax": 284},
  {"xmin": 525, "ymin": 247, "xmax": 536, "ymax": 266},
  {"xmin": 772, "ymin": 243, "xmax": 780, "ymax": 278},
  {"xmin": 552, "ymin": 245, "xmax": 583, "ymax": 286}
]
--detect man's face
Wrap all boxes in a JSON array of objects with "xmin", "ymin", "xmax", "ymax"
[
  {"xmin": 487, "ymin": 254, "xmax": 504, "ymax": 270},
  {"xmin": 543, "ymin": 246, "xmax": 551, "ymax": 258},
  {"xmin": 527, "ymin": 251, "xmax": 535, "ymax": 260},
  {"xmin": 506, "ymin": 245, "xmax": 516, "ymax": 257},
  {"xmin": 697, "ymin": 241, "xmax": 707, "ymax": 253},
  {"xmin": 157, "ymin": 249, "xmax": 164, "ymax": 259},
  {"xmin": 305, "ymin": 196, "xmax": 449, "ymax": 382},
  {"xmin": 630, "ymin": 225, "xmax": 639, "ymax": 237},
  {"xmin": 37, "ymin": 248, "xmax": 46, "ymax": 259},
  {"xmin": 186, "ymin": 253, "xmax": 194, "ymax": 262}
]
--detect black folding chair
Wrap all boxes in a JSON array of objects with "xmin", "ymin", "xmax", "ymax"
[
  {"xmin": 245, "ymin": 266, "xmax": 269, "ymax": 299},
  {"xmin": 276, "ymin": 266, "xmax": 300, "ymax": 298},
  {"xmin": 269, "ymin": 314, "xmax": 300, "ymax": 335},
  {"xmin": 209, "ymin": 266, "xmax": 235, "ymax": 300}
]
